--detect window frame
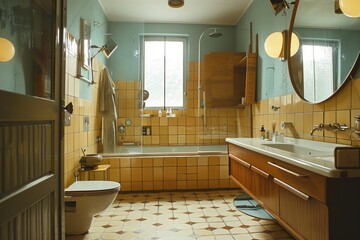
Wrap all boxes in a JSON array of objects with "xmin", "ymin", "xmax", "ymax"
[{"xmin": 140, "ymin": 34, "xmax": 188, "ymax": 110}]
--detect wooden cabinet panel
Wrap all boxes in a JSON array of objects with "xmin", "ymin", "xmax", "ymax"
[
  {"xmin": 279, "ymin": 188, "xmax": 328, "ymax": 240},
  {"xmin": 204, "ymin": 52, "xmax": 256, "ymax": 108},
  {"xmin": 204, "ymin": 52, "xmax": 244, "ymax": 108},
  {"xmin": 229, "ymin": 155, "xmax": 252, "ymax": 192},
  {"xmin": 229, "ymin": 143, "xmax": 327, "ymax": 203},
  {"xmin": 251, "ymin": 169, "xmax": 279, "ymax": 215},
  {"xmin": 234, "ymin": 53, "xmax": 257, "ymax": 104}
]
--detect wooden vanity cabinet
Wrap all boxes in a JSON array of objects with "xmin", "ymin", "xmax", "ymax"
[{"xmin": 228, "ymin": 143, "xmax": 360, "ymax": 240}]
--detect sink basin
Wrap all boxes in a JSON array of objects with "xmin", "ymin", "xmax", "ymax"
[
  {"xmin": 262, "ymin": 143, "xmax": 332, "ymax": 157},
  {"xmin": 79, "ymin": 154, "xmax": 103, "ymax": 169}
]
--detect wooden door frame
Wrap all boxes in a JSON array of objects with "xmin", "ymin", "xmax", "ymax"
[{"xmin": 0, "ymin": 0, "xmax": 66, "ymax": 238}]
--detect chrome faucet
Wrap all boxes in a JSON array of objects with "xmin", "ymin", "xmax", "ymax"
[
  {"xmin": 310, "ymin": 123, "xmax": 324, "ymax": 135},
  {"xmin": 310, "ymin": 123, "xmax": 349, "ymax": 136}
]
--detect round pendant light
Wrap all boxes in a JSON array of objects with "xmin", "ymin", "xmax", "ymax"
[
  {"xmin": 339, "ymin": 0, "xmax": 360, "ymax": 18},
  {"xmin": 0, "ymin": 38, "xmax": 15, "ymax": 62},
  {"xmin": 264, "ymin": 32, "xmax": 284, "ymax": 58}
]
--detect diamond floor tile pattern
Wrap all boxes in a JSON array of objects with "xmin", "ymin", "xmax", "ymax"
[{"xmin": 66, "ymin": 190, "xmax": 294, "ymax": 240}]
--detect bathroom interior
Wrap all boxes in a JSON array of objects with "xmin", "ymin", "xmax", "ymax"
[{"xmin": 0, "ymin": 0, "xmax": 360, "ymax": 239}]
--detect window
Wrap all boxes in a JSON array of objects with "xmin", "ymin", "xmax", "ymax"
[
  {"xmin": 302, "ymin": 39, "xmax": 340, "ymax": 102},
  {"xmin": 141, "ymin": 36, "xmax": 187, "ymax": 109}
]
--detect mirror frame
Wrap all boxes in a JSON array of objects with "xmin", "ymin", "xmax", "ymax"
[
  {"xmin": 288, "ymin": 0, "xmax": 360, "ymax": 104},
  {"xmin": 80, "ymin": 17, "xmax": 91, "ymax": 70}
]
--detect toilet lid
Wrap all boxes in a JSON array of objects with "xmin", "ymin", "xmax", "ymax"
[{"xmin": 65, "ymin": 181, "xmax": 120, "ymax": 196}]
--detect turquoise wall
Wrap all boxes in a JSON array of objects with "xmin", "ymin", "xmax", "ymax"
[
  {"xmin": 66, "ymin": 0, "xmax": 297, "ymax": 101},
  {"xmin": 67, "ymin": 0, "xmax": 294, "ymax": 101},
  {"xmin": 236, "ymin": 0, "xmax": 294, "ymax": 100},
  {"xmin": 67, "ymin": 0, "xmax": 109, "ymax": 100},
  {"xmin": 107, "ymin": 23, "xmax": 236, "ymax": 81}
]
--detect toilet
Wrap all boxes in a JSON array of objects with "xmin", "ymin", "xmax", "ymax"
[{"xmin": 64, "ymin": 180, "xmax": 121, "ymax": 235}]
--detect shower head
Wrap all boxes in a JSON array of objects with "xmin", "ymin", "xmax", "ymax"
[{"xmin": 209, "ymin": 29, "xmax": 223, "ymax": 38}]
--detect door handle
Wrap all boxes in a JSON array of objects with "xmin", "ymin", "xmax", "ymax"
[
  {"xmin": 63, "ymin": 102, "xmax": 73, "ymax": 114},
  {"xmin": 63, "ymin": 102, "xmax": 73, "ymax": 127}
]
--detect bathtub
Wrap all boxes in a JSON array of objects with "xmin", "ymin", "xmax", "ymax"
[
  {"xmin": 95, "ymin": 144, "xmax": 236, "ymax": 192},
  {"xmin": 102, "ymin": 144, "xmax": 228, "ymax": 157}
]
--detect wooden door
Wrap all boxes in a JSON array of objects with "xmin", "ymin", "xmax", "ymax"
[{"xmin": 0, "ymin": 0, "xmax": 65, "ymax": 239}]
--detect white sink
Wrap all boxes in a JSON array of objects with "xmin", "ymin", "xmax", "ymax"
[
  {"xmin": 226, "ymin": 137, "xmax": 360, "ymax": 177},
  {"xmin": 262, "ymin": 143, "xmax": 332, "ymax": 157}
]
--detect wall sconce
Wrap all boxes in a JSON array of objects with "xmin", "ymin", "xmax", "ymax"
[
  {"xmin": 91, "ymin": 38, "xmax": 118, "ymax": 60},
  {"xmin": 269, "ymin": 0, "xmax": 290, "ymax": 16},
  {"xmin": 339, "ymin": 0, "xmax": 360, "ymax": 18},
  {"xmin": 0, "ymin": 38, "xmax": 15, "ymax": 62},
  {"xmin": 168, "ymin": 0, "xmax": 184, "ymax": 8},
  {"xmin": 264, "ymin": 31, "xmax": 299, "ymax": 60}
]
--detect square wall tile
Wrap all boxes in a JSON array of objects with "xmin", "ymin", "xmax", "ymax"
[{"xmin": 337, "ymin": 83, "xmax": 351, "ymax": 110}]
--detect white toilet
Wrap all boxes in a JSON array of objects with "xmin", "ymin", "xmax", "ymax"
[{"xmin": 64, "ymin": 180, "xmax": 121, "ymax": 235}]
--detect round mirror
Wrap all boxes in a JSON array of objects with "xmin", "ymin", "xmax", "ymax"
[{"xmin": 288, "ymin": 0, "xmax": 360, "ymax": 103}]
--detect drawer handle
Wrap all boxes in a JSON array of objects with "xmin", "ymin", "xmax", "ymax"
[
  {"xmin": 268, "ymin": 162, "xmax": 308, "ymax": 178},
  {"xmin": 274, "ymin": 178, "xmax": 309, "ymax": 201},
  {"xmin": 251, "ymin": 166, "xmax": 269, "ymax": 179},
  {"xmin": 229, "ymin": 154, "xmax": 251, "ymax": 168}
]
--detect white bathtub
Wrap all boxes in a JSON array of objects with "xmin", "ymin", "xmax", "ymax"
[{"xmin": 102, "ymin": 145, "xmax": 228, "ymax": 157}]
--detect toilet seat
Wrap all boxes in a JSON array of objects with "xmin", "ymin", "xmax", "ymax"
[{"xmin": 65, "ymin": 181, "xmax": 120, "ymax": 197}]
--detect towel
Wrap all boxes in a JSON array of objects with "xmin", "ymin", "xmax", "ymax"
[
  {"xmin": 99, "ymin": 68, "xmax": 117, "ymax": 152},
  {"xmin": 100, "ymin": 68, "xmax": 117, "ymax": 121}
]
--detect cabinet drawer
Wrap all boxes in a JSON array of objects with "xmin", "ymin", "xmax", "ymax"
[
  {"xmin": 229, "ymin": 143, "xmax": 327, "ymax": 203},
  {"xmin": 279, "ymin": 187, "xmax": 328, "ymax": 240},
  {"xmin": 229, "ymin": 154, "xmax": 252, "ymax": 191},
  {"xmin": 267, "ymin": 160, "xmax": 326, "ymax": 203}
]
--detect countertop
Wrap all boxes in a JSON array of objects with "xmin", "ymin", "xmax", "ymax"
[{"xmin": 226, "ymin": 137, "xmax": 360, "ymax": 178}]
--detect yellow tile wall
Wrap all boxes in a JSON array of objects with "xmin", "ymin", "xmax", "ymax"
[
  {"xmin": 63, "ymin": 48, "xmax": 104, "ymax": 188},
  {"xmin": 100, "ymin": 155, "xmax": 238, "ymax": 192},
  {"xmin": 64, "ymin": 56, "xmax": 252, "ymax": 190},
  {"xmin": 252, "ymin": 77, "xmax": 360, "ymax": 147},
  {"xmin": 115, "ymin": 61, "xmax": 252, "ymax": 146}
]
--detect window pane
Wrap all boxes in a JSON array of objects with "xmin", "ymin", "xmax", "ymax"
[
  {"xmin": 144, "ymin": 41, "xmax": 165, "ymax": 108},
  {"xmin": 303, "ymin": 42, "xmax": 334, "ymax": 102},
  {"xmin": 165, "ymin": 41, "xmax": 183, "ymax": 108},
  {"xmin": 143, "ymin": 37, "xmax": 185, "ymax": 109}
]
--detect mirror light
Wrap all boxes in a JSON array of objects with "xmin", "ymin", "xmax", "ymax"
[
  {"xmin": 264, "ymin": 32, "xmax": 284, "ymax": 58},
  {"xmin": 339, "ymin": 0, "xmax": 360, "ymax": 18},
  {"xmin": 264, "ymin": 31, "xmax": 300, "ymax": 60},
  {"xmin": 290, "ymin": 32, "xmax": 300, "ymax": 57},
  {"xmin": 0, "ymin": 38, "xmax": 15, "ymax": 62}
]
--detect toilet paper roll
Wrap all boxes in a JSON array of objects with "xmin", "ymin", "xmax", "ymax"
[{"xmin": 281, "ymin": 121, "xmax": 292, "ymax": 129}]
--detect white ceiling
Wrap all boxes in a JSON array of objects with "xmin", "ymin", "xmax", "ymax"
[{"xmin": 98, "ymin": 0, "xmax": 253, "ymax": 25}]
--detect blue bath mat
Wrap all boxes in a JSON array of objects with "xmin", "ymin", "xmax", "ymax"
[{"xmin": 233, "ymin": 192, "xmax": 275, "ymax": 220}]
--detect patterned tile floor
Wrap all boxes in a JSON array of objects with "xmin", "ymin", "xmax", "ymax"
[{"xmin": 66, "ymin": 190, "xmax": 294, "ymax": 240}]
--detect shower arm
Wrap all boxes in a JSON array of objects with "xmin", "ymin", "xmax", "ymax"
[{"xmin": 198, "ymin": 28, "xmax": 220, "ymax": 128}]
